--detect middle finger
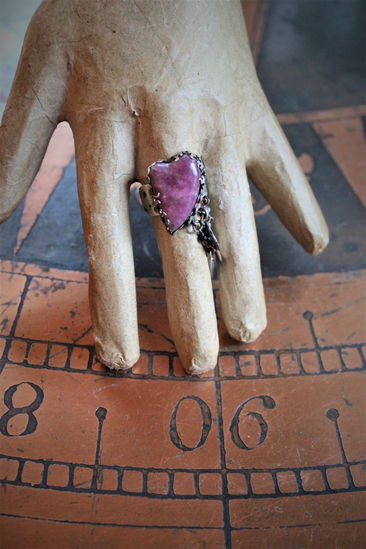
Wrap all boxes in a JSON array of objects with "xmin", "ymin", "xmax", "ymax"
[{"xmin": 137, "ymin": 111, "xmax": 219, "ymax": 374}]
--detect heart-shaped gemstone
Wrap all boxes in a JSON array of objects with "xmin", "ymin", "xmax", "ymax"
[{"xmin": 149, "ymin": 153, "xmax": 201, "ymax": 234}]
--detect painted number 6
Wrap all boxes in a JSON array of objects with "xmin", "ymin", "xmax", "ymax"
[{"xmin": 229, "ymin": 395, "xmax": 276, "ymax": 450}]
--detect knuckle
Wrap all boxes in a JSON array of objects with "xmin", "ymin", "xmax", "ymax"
[
  {"xmin": 95, "ymin": 341, "xmax": 140, "ymax": 371},
  {"xmin": 188, "ymin": 353, "xmax": 218, "ymax": 375},
  {"xmin": 180, "ymin": 340, "xmax": 219, "ymax": 375},
  {"xmin": 228, "ymin": 317, "xmax": 267, "ymax": 344}
]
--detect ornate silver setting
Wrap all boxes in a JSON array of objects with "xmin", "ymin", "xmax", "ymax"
[{"xmin": 139, "ymin": 151, "xmax": 222, "ymax": 261}]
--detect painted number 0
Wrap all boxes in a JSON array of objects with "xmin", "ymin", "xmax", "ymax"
[
  {"xmin": 169, "ymin": 394, "xmax": 276, "ymax": 452},
  {"xmin": 169, "ymin": 396, "xmax": 212, "ymax": 452},
  {"xmin": 0, "ymin": 383, "xmax": 44, "ymax": 437}
]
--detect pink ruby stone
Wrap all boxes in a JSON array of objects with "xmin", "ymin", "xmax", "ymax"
[{"xmin": 149, "ymin": 153, "xmax": 201, "ymax": 234}]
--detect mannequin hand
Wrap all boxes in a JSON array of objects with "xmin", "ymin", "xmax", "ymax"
[{"xmin": 0, "ymin": 0, "xmax": 328, "ymax": 374}]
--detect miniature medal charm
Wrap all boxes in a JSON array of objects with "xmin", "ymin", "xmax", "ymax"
[{"xmin": 139, "ymin": 152, "xmax": 222, "ymax": 261}]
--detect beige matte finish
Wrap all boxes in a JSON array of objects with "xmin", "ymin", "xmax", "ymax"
[{"xmin": 0, "ymin": 0, "xmax": 328, "ymax": 374}]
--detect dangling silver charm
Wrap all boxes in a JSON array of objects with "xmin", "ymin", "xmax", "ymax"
[{"xmin": 186, "ymin": 186, "xmax": 222, "ymax": 261}]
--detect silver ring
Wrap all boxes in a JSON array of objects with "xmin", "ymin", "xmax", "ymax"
[{"xmin": 139, "ymin": 151, "xmax": 222, "ymax": 261}]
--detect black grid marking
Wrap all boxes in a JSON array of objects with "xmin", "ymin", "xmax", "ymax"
[
  {"xmin": 0, "ymin": 513, "xmax": 365, "ymax": 533},
  {"xmin": 1, "ymin": 454, "xmax": 365, "ymax": 500},
  {"xmin": 1, "ymin": 275, "xmax": 365, "ymax": 549},
  {"xmin": 1, "ymin": 336, "xmax": 365, "ymax": 380}
]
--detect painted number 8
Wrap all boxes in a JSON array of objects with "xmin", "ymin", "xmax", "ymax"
[{"xmin": 0, "ymin": 383, "xmax": 44, "ymax": 437}]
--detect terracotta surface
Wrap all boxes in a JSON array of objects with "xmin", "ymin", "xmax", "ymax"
[
  {"xmin": 313, "ymin": 117, "xmax": 366, "ymax": 208},
  {"xmin": 0, "ymin": 260, "xmax": 365, "ymax": 547},
  {"xmin": 241, "ymin": 0, "xmax": 268, "ymax": 63},
  {"xmin": 13, "ymin": 122, "xmax": 75, "ymax": 255},
  {"xmin": 277, "ymin": 104, "xmax": 366, "ymax": 126}
]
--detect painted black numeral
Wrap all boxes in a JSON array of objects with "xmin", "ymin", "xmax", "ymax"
[
  {"xmin": 169, "ymin": 396, "xmax": 212, "ymax": 452},
  {"xmin": 0, "ymin": 383, "xmax": 44, "ymax": 437},
  {"xmin": 229, "ymin": 395, "xmax": 276, "ymax": 450}
]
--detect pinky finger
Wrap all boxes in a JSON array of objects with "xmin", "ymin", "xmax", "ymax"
[{"xmin": 0, "ymin": 17, "xmax": 65, "ymax": 223}]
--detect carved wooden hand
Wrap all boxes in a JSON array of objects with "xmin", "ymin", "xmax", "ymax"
[{"xmin": 0, "ymin": 0, "xmax": 328, "ymax": 373}]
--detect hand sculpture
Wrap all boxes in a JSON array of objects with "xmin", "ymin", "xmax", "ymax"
[{"xmin": 0, "ymin": 0, "xmax": 328, "ymax": 374}]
